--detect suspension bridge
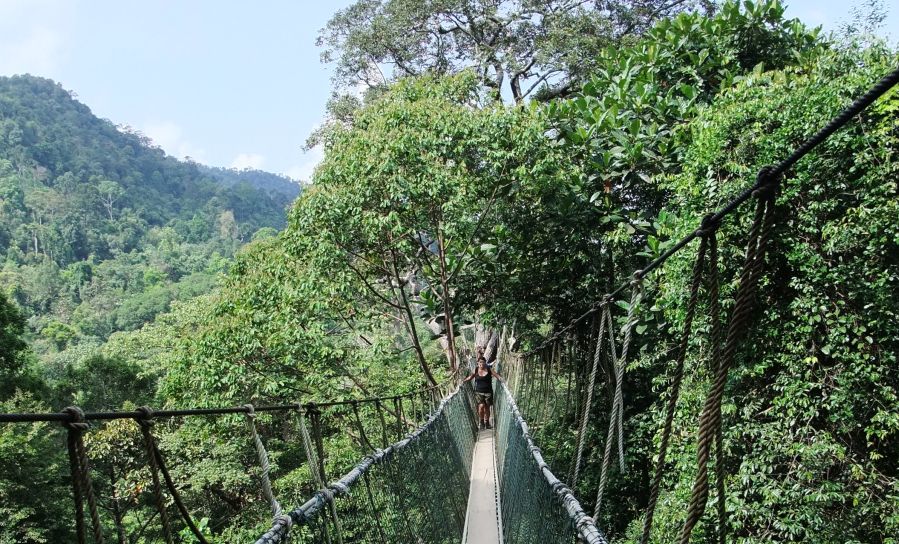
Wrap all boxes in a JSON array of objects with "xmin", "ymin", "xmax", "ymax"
[{"xmin": 1, "ymin": 65, "xmax": 897, "ymax": 544}]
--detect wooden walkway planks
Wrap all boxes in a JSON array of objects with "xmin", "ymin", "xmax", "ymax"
[{"xmin": 462, "ymin": 428, "xmax": 503, "ymax": 544}]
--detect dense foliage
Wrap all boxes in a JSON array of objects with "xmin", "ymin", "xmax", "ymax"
[
  {"xmin": 0, "ymin": 1, "xmax": 896, "ymax": 542},
  {"xmin": 318, "ymin": 0, "xmax": 713, "ymax": 101},
  {"xmin": 0, "ymin": 75, "xmax": 299, "ymax": 372},
  {"xmin": 624, "ymin": 46, "xmax": 899, "ymax": 543}
]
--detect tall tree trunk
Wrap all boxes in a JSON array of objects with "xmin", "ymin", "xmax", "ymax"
[
  {"xmin": 436, "ymin": 227, "xmax": 458, "ymax": 372},
  {"xmin": 388, "ymin": 251, "xmax": 438, "ymax": 386}
]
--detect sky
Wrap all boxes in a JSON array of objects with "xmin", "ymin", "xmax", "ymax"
[{"xmin": 0, "ymin": 0, "xmax": 896, "ymax": 182}]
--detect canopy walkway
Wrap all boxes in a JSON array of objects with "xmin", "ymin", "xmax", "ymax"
[{"xmin": 1, "ymin": 65, "xmax": 897, "ymax": 544}]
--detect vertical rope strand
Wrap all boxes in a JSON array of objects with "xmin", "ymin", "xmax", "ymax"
[
  {"xmin": 571, "ymin": 308, "xmax": 608, "ymax": 491},
  {"xmin": 244, "ymin": 405, "xmax": 283, "ymax": 519},
  {"xmin": 135, "ymin": 408, "xmax": 174, "ymax": 544},
  {"xmin": 708, "ymin": 229, "xmax": 728, "ymax": 544},
  {"xmin": 680, "ymin": 176, "xmax": 777, "ymax": 544},
  {"xmin": 640, "ymin": 231, "xmax": 710, "ymax": 544}
]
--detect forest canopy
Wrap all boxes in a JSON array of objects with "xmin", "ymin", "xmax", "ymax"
[{"xmin": 0, "ymin": 1, "xmax": 897, "ymax": 542}]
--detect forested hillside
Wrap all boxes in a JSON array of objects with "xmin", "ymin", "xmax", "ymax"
[
  {"xmin": 0, "ymin": 74, "xmax": 299, "ymax": 385},
  {"xmin": 1, "ymin": 1, "xmax": 896, "ymax": 543}
]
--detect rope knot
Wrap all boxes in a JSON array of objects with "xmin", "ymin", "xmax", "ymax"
[
  {"xmin": 243, "ymin": 404, "xmax": 256, "ymax": 419},
  {"xmin": 135, "ymin": 406, "xmax": 155, "ymax": 428},
  {"xmin": 632, "ymin": 270, "xmax": 644, "ymax": 285},
  {"xmin": 276, "ymin": 513, "xmax": 293, "ymax": 531},
  {"xmin": 317, "ymin": 488, "xmax": 334, "ymax": 502},
  {"xmin": 62, "ymin": 406, "xmax": 89, "ymax": 432},
  {"xmin": 695, "ymin": 213, "xmax": 720, "ymax": 237},
  {"xmin": 752, "ymin": 165, "xmax": 779, "ymax": 199}
]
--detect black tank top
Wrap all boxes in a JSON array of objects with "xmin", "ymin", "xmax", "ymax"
[{"xmin": 473, "ymin": 369, "xmax": 492, "ymax": 393}]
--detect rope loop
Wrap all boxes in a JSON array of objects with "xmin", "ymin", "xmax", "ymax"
[
  {"xmin": 62, "ymin": 406, "xmax": 89, "ymax": 432},
  {"xmin": 304, "ymin": 402, "xmax": 321, "ymax": 417},
  {"xmin": 244, "ymin": 403, "xmax": 257, "ymax": 418},
  {"xmin": 696, "ymin": 213, "xmax": 720, "ymax": 238},
  {"xmin": 317, "ymin": 488, "xmax": 335, "ymax": 502},
  {"xmin": 135, "ymin": 405, "xmax": 155, "ymax": 427},
  {"xmin": 276, "ymin": 514, "xmax": 293, "ymax": 532},
  {"xmin": 62, "ymin": 405, "xmax": 104, "ymax": 544},
  {"xmin": 752, "ymin": 165, "xmax": 779, "ymax": 199}
]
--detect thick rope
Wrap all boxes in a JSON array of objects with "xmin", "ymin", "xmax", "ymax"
[
  {"xmin": 708, "ymin": 229, "xmax": 728, "ymax": 544},
  {"xmin": 679, "ymin": 172, "xmax": 777, "ymax": 543},
  {"xmin": 351, "ymin": 401, "xmax": 375, "ymax": 453},
  {"xmin": 63, "ymin": 406, "xmax": 104, "ymax": 544},
  {"xmin": 136, "ymin": 407, "xmax": 174, "ymax": 544},
  {"xmin": 617, "ymin": 278, "xmax": 642, "ymax": 468},
  {"xmin": 137, "ymin": 407, "xmax": 209, "ymax": 543},
  {"xmin": 640, "ymin": 227, "xmax": 711, "ymax": 544},
  {"xmin": 244, "ymin": 405, "xmax": 283, "ymax": 520},
  {"xmin": 308, "ymin": 405, "xmax": 345, "ymax": 544},
  {"xmin": 571, "ymin": 306, "xmax": 608, "ymax": 491},
  {"xmin": 594, "ymin": 279, "xmax": 642, "ymax": 519},
  {"xmin": 594, "ymin": 304, "xmax": 619, "ymax": 519},
  {"xmin": 375, "ymin": 400, "xmax": 389, "ymax": 448},
  {"xmin": 296, "ymin": 406, "xmax": 333, "ymax": 544}
]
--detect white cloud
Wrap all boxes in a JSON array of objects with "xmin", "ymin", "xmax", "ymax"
[
  {"xmin": 142, "ymin": 120, "xmax": 207, "ymax": 162},
  {"xmin": 230, "ymin": 152, "xmax": 266, "ymax": 170},
  {"xmin": 285, "ymin": 145, "xmax": 324, "ymax": 182}
]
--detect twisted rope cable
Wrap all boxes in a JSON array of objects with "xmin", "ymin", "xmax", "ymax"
[
  {"xmin": 309, "ymin": 405, "xmax": 345, "ymax": 544},
  {"xmin": 350, "ymin": 401, "xmax": 375, "ymax": 452},
  {"xmin": 616, "ymin": 278, "xmax": 642, "ymax": 468},
  {"xmin": 594, "ymin": 279, "xmax": 642, "ymax": 519},
  {"xmin": 296, "ymin": 406, "xmax": 334, "ymax": 544},
  {"xmin": 640, "ymin": 228, "xmax": 710, "ymax": 544},
  {"xmin": 679, "ymin": 173, "xmax": 777, "ymax": 544},
  {"xmin": 135, "ymin": 407, "xmax": 174, "ymax": 544},
  {"xmin": 593, "ymin": 304, "xmax": 620, "ymax": 519},
  {"xmin": 64, "ymin": 422, "xmax": 86, "ymax": 544},
  {"xmin": 63, "ymin": 406, "xmax": 104, "ymax": 544},
  {"xmin": 137, "ymin": 407, "xmax": 209, "ymax": 543},
  {"xmin": 244, "ymin": 405, "xmax": 283, "ymax": 520},
  {"xmin": 571, "ymin": 306, "xmax": 608, "ymax": 491},
  {"xmin": 708, "ymin": 230, "xmax": 728, "ymax": 544}
]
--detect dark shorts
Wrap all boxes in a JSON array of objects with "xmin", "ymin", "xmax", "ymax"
[{"xmin": 475, "ymin": 392, "xmax": 493, "ymax": 406}]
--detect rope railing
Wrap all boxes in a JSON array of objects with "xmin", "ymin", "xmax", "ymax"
[
  {"xmin": 0, "ymin": 383, "xmax": 445, "ymax": 423},
  {"xmin": 255, "ymin": 383, "xmax": 478, "ymax": 543},
  {"xmin": 0, "ymin": 381, "xmax": 448, "ymax": 543},
  {"xmin": 502, "ymin": 63, "xmax": 899, "ymax": 544},
  {"xmin": 494, "ymin": 374, "xmax": 609, "ymax": 544}
]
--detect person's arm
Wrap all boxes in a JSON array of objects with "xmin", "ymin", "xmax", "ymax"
[
  {"xmin": 490, "ymin": 369, "xmax": 505, "ymax": 383},
  {"xmin": 462, "ymin": 372, "xmax": 475, "ymax": 383}
]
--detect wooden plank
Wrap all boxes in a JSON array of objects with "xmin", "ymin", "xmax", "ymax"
[{"xmin": 462, "ymin": 428, "xmax": 502, "ymax": 544}]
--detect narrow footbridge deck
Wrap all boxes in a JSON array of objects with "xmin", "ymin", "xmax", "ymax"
[
  {"xmin": 463, "ymin": 429, "xmax": 502, "ymax": 544},
  {"xmin": 254, "ymin": 380, "xmax": 606, "ymax": 544}
]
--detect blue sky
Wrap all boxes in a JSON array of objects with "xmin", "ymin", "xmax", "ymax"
[{"xmin": 0, "ymin": 0, "xmax": 896, "ymax": 181}]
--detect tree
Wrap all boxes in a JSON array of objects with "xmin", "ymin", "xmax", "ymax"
[
  {"xmin": 318, "ymin": 0, "xmax": 712, "ymax": 102},
  {"xmin": 0, "ymin": 291, "xmax": 27, "ymax": 394},
  {"xmin": 96, "ymin": 179, "xmax": 125, "ymax": 220},
  {"xmin": 290, "ymin": 73, "xmax": 585, "ymax": 380}
]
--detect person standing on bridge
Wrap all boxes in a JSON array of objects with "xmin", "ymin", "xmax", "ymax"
[{"xmin": 463, "ymin": 356, "xmax": 504, "ymax": 430}]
